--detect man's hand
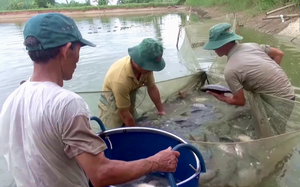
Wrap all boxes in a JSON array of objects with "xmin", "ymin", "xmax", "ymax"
[
  {"xmin": 206, "ymin": 91, "xmax": 227, "ymax": 102},
  {"xmin": 76, "ymin": 147, "xmax": 180, "ymax": 187},
  {"xmin": 207, "ymin": 89, "xmax": 246, "ymax": 106},
  {"xmin": 148, "ymin": 147, "xmax": 180, "ymax": 173},
  {"xmin": 147, "ymin": 85, "xmax": 165, "ymax": 113}
]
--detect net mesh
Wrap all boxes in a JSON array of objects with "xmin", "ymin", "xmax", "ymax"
[{"xmin": 82, "ymin": 14, "xmax": 300, "ymax": 187}]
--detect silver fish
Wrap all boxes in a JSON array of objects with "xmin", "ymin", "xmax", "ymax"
[{"xmin": 200, "ymin": 84, "xmax": 232, "ymax": 94}]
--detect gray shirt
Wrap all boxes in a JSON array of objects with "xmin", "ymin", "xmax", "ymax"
[{"xmin": 224, "ymin": 43, "xmax": 294, "ymax": 99}]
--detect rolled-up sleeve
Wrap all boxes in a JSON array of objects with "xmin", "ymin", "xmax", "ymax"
[
  {"xmin": 259, "ymin": 44, "xmax": 271, "ymax": 55},
  {"xmin": 224, "ymin": 69, "xmax": 243, "ymax": 94},
  {"xmin": 63, "ymin": 115, "xmax": 107, "ymax": 158},
  {"xmin": 61, "ymin": 98, "xmax": 107, "ymax": 158}
]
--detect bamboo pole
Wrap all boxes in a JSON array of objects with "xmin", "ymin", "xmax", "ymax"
[
  {"xmin": 266, "ymin": 4, "xmax": 295, "ymax": 15},
  {"xmin": 176, "ymin": 25, "xmax": 182, "ymax": 51},
  {"xmin": 262, "ymin": 14, "xmax": 298, "ymax": 20}
]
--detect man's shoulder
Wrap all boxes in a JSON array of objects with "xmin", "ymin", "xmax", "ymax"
[
  {"xmin": 109, "ymin": 55, "xmax": 130, "ymax": 71},
  {"xmin": 241, "ymin": 42, "xmax": 259, "ymax": 47},
  {"xmin": 237, "ymin": 43, "xmax": 269, "ymax": 54},
  {"xmin": 104, "ymin": 56, "xmax": 132, "ymax": 90},
  {"xmin": 231, "ymin": 43, "xmax": 259, "ymax": 54},
  {"xmin": 50, "ymin": 85, "xmax": 87, "ymax": 109},
  {"xmin": 36, "ymin": 83, "xmax": 90, "ymax": 118},
  {"xmin": 227, "ymin": 44, "xmax": 253, "ymax": 66},
  {"xmin": 5, "ymin": 82, "xmax": 86, "ymax": 109},
  {"xmin": 105, "ymin": 56, "xmax": 129, "ymax": 74},
  {"xmin": 224, "ymin": 58, "xmax": 243, "ymax": 79}
]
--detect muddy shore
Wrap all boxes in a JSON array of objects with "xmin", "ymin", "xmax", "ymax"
[{"xmin": 191, "ymin": 6, "xmax": 299, "ymax": 37}]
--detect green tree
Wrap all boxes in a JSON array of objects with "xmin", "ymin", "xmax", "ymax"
[
  {"xmin": 4, "ymin": 0, "xmax": 37, "ymax": 10},
  {"xmin": 98, "ymin": 0, "xmax": 109, "ymax": 5},
  {"xmin": 177, "ymin": 0, "xmax": 185, "ymax": 4},
  {"xmin": 34, "ymin": 0, "xmax": 55, "ymax": 8},
  {"xmin": 117, "ymin": 0, "xmax": 153, "ymax": 4}
]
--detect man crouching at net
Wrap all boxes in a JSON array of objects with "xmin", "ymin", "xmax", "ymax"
[
  {"xmin": 0, "ymin": 13, "xmax": 180, "ymax": 187},
  {"xmin": 99, "ymin": 38, "xmax": 166, "ymax": 129},
  {"xmin": 203, "ymin": 22, "xmax": 295, "ymax": 106}
]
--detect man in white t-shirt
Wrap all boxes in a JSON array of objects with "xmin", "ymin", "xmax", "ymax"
[{"xmin": 0, "ymin": 13, "xmax": 180, "ymax": 187}]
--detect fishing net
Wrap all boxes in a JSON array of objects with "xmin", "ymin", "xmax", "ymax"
[{"xmin": 83, "ymin": 14, "xmax": 300, "ymax": 187}]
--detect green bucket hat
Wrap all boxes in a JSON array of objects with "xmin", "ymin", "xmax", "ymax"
[
  {"xmin": 128, "ymin": 38, "xmax": 165, "ymax": 71},
  {"xmin": 23, "ymin": 13, "xmax": 96, "ymax": 52},
  {"xmin": 203, "ymin": 22, "xmax": 243, "ymax": 50}
]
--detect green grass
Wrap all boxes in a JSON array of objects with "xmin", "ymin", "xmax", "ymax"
[
  {"xmin": 0, "ymin": 2, "xmax": 180, "ymax": 13},
  {"xmin": 185, "ymin": 0, "xmax": 299, "ymax": 15}
]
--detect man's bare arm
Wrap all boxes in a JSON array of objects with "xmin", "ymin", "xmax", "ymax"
[
  {"xmin": 224, "ymin": 89, "xmax": 246, "ymax": 106},
  {"xmin": 268, "ymin": 47, "xmax": 284, "ymax": 65},
  {"xmin": 260, "ymin": 44, "xmax": 284, "ymax": 65},
  {"xmin": 77, "ymin": 152, "xmax": 154, "ymax": 187},
  {"xmin": 147, "ymin": 84, "xmax": 164, "ymax": 113},
  {"xmin": 119, "ymin": 109, "xmax": 136, "ymax": 127},
  {"xmin": 62, "ymin": 100, "xmax": 180, "ymax": 187},
  {"xmin": 76, "ymin": 148, "xmax": 179, "ymax": 187}
]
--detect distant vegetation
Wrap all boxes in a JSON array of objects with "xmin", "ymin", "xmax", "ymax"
[
  {"xmin": 0, "ymin": 0, "xmax": 182, "ymax": 12},
  {"xmin": 185, "ymin": 0, "xmax": 300, "ymax": 14},
  {"xmin": 3, "ymin": 0, "xmax": 296, "ymax": 13}
]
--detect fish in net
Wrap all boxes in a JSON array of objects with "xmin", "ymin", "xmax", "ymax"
[{"xmin": 94, "ymin": 14, "xmax": 300, "ymax": 187}]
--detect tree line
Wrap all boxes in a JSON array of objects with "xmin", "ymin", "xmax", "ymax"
[{"xmin": 1, "ymin": 0, "xmax": 182, "ymax": 11}]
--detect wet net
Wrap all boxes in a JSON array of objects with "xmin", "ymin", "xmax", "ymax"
[{"xmin": 81, "ymin": 14, "xmax": 300, "ymax": 187}]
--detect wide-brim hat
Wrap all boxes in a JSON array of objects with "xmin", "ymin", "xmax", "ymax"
[
  {"xmin": 203, "ymin": 22, "xmax": 243, "ymax": 50},
  {"xmin": 128, "ymin": 38, "xmax": 165, "ymax": 71}
]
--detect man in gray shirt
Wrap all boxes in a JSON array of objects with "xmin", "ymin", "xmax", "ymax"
[{"xmin": 203, "ymin": 22, "xmax": 294, "ymax": 106}]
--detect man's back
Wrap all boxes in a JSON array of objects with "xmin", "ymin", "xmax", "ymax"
[
  {"xmin": 225, "ymin": 43, "xmax": 294, "ymax": 99},
  {"xmin": 0, "ymin": 81, "xmax": 90, "ymax": 187}
]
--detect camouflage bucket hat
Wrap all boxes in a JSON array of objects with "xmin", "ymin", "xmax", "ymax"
[
  {"xmin": 203, "ymin": 22, "xmax": 243, "ymax": 50},
  {"xmin": 128, "ymin": 38, "xmax": 165, "ymax": 71}
]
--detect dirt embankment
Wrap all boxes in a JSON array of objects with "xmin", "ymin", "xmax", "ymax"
[
  {"xmin": 0, "ymin": 6, "xmax": 186, "ymax": 23},
  {"xmin": 191, "ymin": 5, "xmax": 299, "ymax": 37}
]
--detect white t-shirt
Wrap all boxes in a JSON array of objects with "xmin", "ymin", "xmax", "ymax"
[{"xmin": 0, "ymin": 81, "xmax": 107, "ymax": 187}]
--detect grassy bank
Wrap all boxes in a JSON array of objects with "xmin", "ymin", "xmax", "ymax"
[
  {"xmin": 0, "ymin": 2, "xmax": 180, "ymax": 13},
  {"xmin": 186, "ymin": 0, "xmax": 299, "ymax": 14}
]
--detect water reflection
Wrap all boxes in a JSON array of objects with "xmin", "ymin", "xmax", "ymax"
[{"xmin": 0, "ymin": 13, "xmax": 190, "ymax": 109}]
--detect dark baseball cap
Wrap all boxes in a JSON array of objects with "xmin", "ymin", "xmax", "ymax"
[{"xmin": 23, "ymin": 12, "xmax": 96, "ymax": 51}]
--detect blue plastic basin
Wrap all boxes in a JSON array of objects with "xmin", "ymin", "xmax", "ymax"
[{"xmin": 98, "ymin": 127, "xmax": 203, "ymax": 186}]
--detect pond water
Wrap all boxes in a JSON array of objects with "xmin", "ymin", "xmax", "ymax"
[
  {"xmin": 1, "ymin": 12, "xmax": 300, "ymax": 187},
  {"xmin": 0, "ymin": 13, "xmax": 190, "ymax": 110}
]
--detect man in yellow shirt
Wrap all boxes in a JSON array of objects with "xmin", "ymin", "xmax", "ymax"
[{"xmin": 99, "ymin": 38, "xmax": 166, "ymax": 129}]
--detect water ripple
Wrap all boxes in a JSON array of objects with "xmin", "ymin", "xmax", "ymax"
[{"xmin": 0, "ymin": 13, "xmax": 188, "ymax": 108}]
